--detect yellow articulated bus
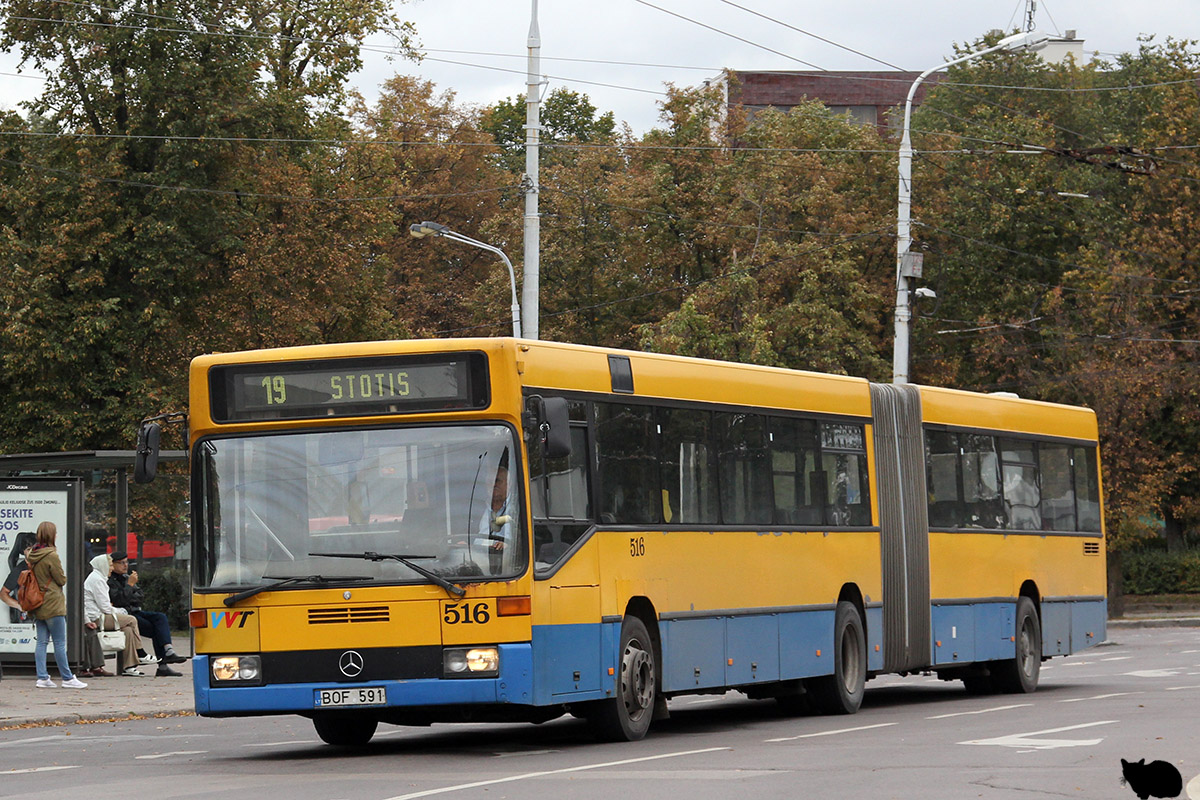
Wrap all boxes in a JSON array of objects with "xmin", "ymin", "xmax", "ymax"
[{"xmin": 135, "ymin": 338, "xmax": 1106, "ymax": 745}]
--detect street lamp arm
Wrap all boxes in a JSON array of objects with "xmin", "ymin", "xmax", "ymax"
[
  {"xmin": 408, "ymin": 223, "xmax": 522, "ymax": 339},
  {"xmin": 899, "ymin": 32, "xmax": 1050, "ymax": 154}
]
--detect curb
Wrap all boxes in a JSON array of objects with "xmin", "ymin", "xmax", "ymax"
[
  {"xmin": 1108, "ymin": 617, "xmax": 1200, "ymax": 629},
  {"xmin": 0, "ymin": 708, "xmax": 195, "ymax": 731}
]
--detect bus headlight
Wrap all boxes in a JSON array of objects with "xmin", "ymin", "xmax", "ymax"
[
  {"xmin": 443, "ymin": 647, "xmax": 499, "ymax": 677},
  {"xmin": 211, "ymin": 655, "xmax": 262, "ymax": 683}
]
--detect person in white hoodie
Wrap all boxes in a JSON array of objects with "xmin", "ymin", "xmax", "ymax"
[{"xmin": 83, "ymin": 554, "xmax": 145, "ymax": 676}]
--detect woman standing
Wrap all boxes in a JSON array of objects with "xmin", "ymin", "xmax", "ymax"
[{"xmin": 27, "ymin": 521, "xmax": 87, "ymax": 689}]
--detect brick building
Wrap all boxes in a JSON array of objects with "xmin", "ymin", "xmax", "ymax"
[
  {"xmin": 724, "ymin": 32, "xmax": 1085, "ymax": 134},
  {"xmin": 726, "ymin": 70, "xmax": 938, "ymax": 133}
]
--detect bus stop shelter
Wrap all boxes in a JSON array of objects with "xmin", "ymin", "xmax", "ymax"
[
  {"xmin": 0, "ymin": 450, "xmax": 186, "ymax": 543},
  {"xmin": 0, "ymin": 450, "xmax": 186, "ymax": 669}
]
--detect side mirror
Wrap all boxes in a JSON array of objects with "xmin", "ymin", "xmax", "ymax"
[
  {"xmin": 527, "ymin": 396, "xmax": 572, "ymax": 460},
  {"xmin": 134, "ymin": 422, "xmax": 162, "ymax": 484}
]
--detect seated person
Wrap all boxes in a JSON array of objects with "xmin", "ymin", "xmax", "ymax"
[
  {"xmin": 108, "ymin": 551, "xmax": 186, "ymax": 676},
  {"xmin": 83, "ymin": 554, "xmax": 147, "ymax": 677},
  {"xmin": 77, "ymin": 620, "xmax": 114, "ymax": 678}
]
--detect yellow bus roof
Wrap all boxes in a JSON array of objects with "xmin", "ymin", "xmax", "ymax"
[
  {"xmin": 918, "ymin": 384, "xmax": 1098, "ymax": 442},
  {"xmin": 189, "ymin": 338, "xmax": 1095, "ymax": 438}
]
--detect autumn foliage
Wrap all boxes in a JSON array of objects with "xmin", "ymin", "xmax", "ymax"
[{"xmin": 0, "ymin": 6, "xmax": 1198, "ymax": 554}]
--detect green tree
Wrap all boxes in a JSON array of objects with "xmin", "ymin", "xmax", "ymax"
[
  {"xmin": 481, "ymin": 87, "xmax": 615, "ymax": 172},
  {"xmin": 0, "ymin": 0, "xmax": 410, "ymax": 450},
  {"xmin": 908, "ymin": 35, "xmax": 1200, "ymax": 555}
]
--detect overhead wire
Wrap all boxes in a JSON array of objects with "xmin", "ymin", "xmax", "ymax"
[{"xmin": 0, "ymin": 155, "xmax": 519, "ymax": 203}]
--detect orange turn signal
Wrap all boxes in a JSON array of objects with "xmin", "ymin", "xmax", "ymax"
[
  {"xmin": 189, "ymin": 609, "xmax": 208, "ymax": 629},
  {"xmin": 497, "ymin": 596, "xmax": 531, "ymax": 616}
]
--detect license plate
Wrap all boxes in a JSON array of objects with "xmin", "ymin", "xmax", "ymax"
[{"xmin": 314, "ymin": 687, "xmax": 387, "ymax": 708}]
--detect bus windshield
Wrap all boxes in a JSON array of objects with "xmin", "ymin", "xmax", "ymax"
[{"xmin": 193, "ymin": 424, "xmax": 525, "ymax": 590}]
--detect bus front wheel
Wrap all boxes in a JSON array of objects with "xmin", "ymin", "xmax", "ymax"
[
  {"xmin": 589, "ymin": 616, "xmax": 657, "ymax": 741},
  {"xmin": 313, "ymin": 713, "xmax": 378, "ymax": 746},
  {"xmin": 994, "ymin": 596, "xmax": 1041, "ymax": 693},
  {"xmin": 806, "ymin": 601, "xmax": 866, "ymax": 715}
]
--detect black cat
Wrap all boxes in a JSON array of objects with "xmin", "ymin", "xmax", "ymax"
[{"xmin": 1121, "ymin": 758, "xmax": 1183, "ymax": 799}]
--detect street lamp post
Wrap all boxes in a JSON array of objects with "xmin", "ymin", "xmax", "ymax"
[
  {"xmin": 409, "ymin": 221, "xmax": 522, "ymax": 338},
  {"xmin": 893, "ymin": 30, "xmax": 1049, "ymax": 384}
]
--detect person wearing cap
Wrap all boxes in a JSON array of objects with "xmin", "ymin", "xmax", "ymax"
[{"xmin": 107, "ymin": 551, "xmax": 186, "ymax": 677}]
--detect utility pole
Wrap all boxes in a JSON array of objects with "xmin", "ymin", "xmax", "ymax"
[
  {"xmin": 522, "ymin": 0, "xmax": 541, "ymax": 340},
  {"xmin": 893, "ymin": 30, "xmax": 1048, "ymax": 384}
]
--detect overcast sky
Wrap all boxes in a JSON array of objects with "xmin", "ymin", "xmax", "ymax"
[{"xmin": 2, "ymin": 0, "xmax": 1197, "ymax": 132}]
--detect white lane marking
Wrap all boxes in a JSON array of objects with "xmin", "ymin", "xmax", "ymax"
[
  {"xmin": 1185, "ymin": 771, "xmax": 1200, "ymax": 800},
  {"xmin": 134, "ymin": 751, "xmax": 208, "ymax": 760},
  {"xmin": 1182, "ymin": 650, "xmax": 1200, "ymax": 654},
  {"xmin": 684, "ymin": 697, "xmax": 726, "ymax": 705},
  {"xmin": 380, "ymin": 747, "xmax": 730, "ymax": 800},
  {"xmin": 766, "ymin": 722, "xmax": 897, "ymax": 742},
  {"xmin": 960, "ymin": 719, "xmax": 1117, "ymax": 750},
  {"xmin": 926, "ymin": 703, "xmax": 1030, "ymax": 720},
  {"xmin": 1166, "ymin": 685, "xmax": 1200, "ymax": 691},
  {"xmin": 3, "ymin": 766, "xmax": 81, "ymax": 774},
  {"xmin": 1125, "ymin": 669, "xmax": 1183, "ymax": 678},
  {"xmin": 1100, "ymin": 656, "xmax": 1133, "ymax": 661},
  {"xmin": 246, "ymin": 740, "xmax": 318, "ymax": 748},
  {"xmin": 1058, "ymin": 692, "xmax": 1141, "ymax": 703},
  {"xmin": 0, "ymin": 735, "xmax": 69, "ymax": 748},
  {"xmin": 494, "ymin": 750, "xmax": 558, "ymax": 758}
]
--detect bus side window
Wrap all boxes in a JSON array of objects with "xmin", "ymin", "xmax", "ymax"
[
  {"xmin": 961, "ymin": 434, "xmax": 1005, "ymax": 528},
  {"xmin": 819, "ymin": 423, "xmax": 871, "ymax": 527},
  {"xmin": 531, "ymin": 417, "xmax": 592, "ymax": 571},
  {"xmin": 1000, "ymin": 438, "xmax": 1041, "ymax": 531},
  {"xmin": 596, "ymin": 403, "xmax": 659, "ymax": 524},
  {"xmin": 659, "ymin": 408, "xmax": 718, "ymax": 525},
  {"xmin": 925, "ymin": 429, "xmax": 963, "ymax": 528},
  {"xmin": 1039, "ymin": 444, "xmax": 1076, "ymax": 532},
  {"xmin": 769, "ymin": 417, "xmax": 821, "ymax": 526},
  {"xmin": 716, "ymin": 412, "xmax": 772, "ymax": 525},
  {"xmin": 1072, "ymin": 446, "xmax": 1102, "ymax": 532}
]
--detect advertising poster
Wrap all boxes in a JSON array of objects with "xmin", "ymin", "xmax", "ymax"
[{"xmin": 0, "ymin": 479, "xmax": 81, "ymax": 659}]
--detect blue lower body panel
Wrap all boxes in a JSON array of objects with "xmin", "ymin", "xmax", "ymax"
[
  {"xmin": 931, "ymin": 599, "xmax": 1107, "ymax": 667},
  {"xmin": 194, "ymin": 643, "xmax": 534, "ymax": 717}
]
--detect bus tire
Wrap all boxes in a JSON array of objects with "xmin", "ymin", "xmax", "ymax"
[
  {"xmin": 589, "ymin": 616, "xmax": 657, "ymax": 741},
  {"xmin": 994, "ymin": 596, "xmax": 1041, "ymax": 693},
  {"xmin": 806, "ymin": 601, "xmax": 866, "ymax": 715},
  {"xmin": 313, "ymin": 713, "xmax": 378, "ymax": 746}
]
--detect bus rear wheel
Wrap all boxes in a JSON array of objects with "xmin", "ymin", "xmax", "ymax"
[
  {"xmin": 806, "ymin": 601, "xmax": 866, "ymax": 715},
  {"xmin": 994, "ymin": 596, "xmax": 1041, "ymax": 694},
  {"xmin": 313, "ymin": 713, "xmax": 378, "ymax": 746},
  {"xmin": 589, "ymin": 616, "xmax": 656, "ymax": 741}
]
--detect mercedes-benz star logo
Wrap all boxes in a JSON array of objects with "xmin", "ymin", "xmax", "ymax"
[{"xmin": 338, "ymin": 650, "xmax": 364, "ymax": 678}]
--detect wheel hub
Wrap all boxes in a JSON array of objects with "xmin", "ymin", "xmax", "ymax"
[{"xmin": 621, "ymin": 641, "xmax": 654, "ymax": 713}]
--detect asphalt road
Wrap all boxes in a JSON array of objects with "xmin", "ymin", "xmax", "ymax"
[{"xmin": 3, "ymin": 627, "xmax": 1199, "ymax": 800}]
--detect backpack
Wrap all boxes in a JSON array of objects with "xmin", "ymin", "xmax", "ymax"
[{"xmin": 16, "ymin": 561, "xmax": 45, "ymax": 612}]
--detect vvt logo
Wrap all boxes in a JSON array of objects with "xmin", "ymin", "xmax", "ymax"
[{"xmin": 210, "ymin": 610, "xmax": 256, "ymax": 628}]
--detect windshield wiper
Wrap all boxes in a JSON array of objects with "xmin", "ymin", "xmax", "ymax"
[
  {"xmin": 223, "ymin": 575, "xmax": 371, "ymax": 607},
  {"xmin": 312, "ymin": 551, "xmax": 467, "ymax": 598}
]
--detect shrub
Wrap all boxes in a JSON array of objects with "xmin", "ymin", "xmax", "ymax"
[
  {"xmin": 1122, "ymin": 550, "xmax": 1200, "ymax": 595},
  {"xmin": 139, "ymin": 568, "xmax": 190, "ymax": 630}
]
